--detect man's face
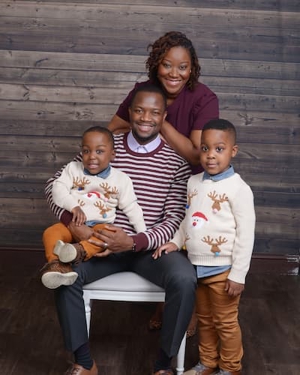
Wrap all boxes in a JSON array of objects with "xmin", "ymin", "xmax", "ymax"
[{"xmin": 129, "ymin": 91, "xmax": 167, "ymax": 145}]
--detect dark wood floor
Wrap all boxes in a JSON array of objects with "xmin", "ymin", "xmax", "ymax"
[{"xmin": 0, "ymin": 250, "xmax": 299, "ymax": 375}]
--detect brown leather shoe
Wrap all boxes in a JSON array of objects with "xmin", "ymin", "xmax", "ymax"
[
  {"xmin": 40, "ymin": 259, "xmax": 78, "ymax": 289},
  {"xmin": 53, "ymin": 240, "xmax": 87, "ymax": 264},
  {"xmin": 64, "ymin": 360, "xmax": 98, "ymax": 375},
  {"xmin": 184, "ymin": 362, "xmax": 218, "ymax": 375},
  {"xmin": 153, "ymin": 370, "xmax": 174, "ymax": 375}
]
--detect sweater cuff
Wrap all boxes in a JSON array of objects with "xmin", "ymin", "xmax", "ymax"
[
  {"xmin": 61, "ymin": 210, "xmax": 73, "ymax": 227},
  {"xmin": 131, "ymin": 233, "xmax": 149, "ymax": 252}
]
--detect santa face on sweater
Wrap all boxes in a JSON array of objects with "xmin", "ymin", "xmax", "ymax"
[
  {"xmin": 191, "ymin": 211, "xmax": 208, "ymax": 229},
  {"xmin": 200, "ymin": 129, "xmax": 238, "ymax": 176}
]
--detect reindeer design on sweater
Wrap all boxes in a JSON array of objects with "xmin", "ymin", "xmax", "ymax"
[
  {"xmin": 94, "ymin": 200, "xmax": 112, "ymax": 219},
  {"xmin": 100, "ymin": 182, "xmax": 119, "ymax": 199},
  {"xmin": 182, "ymin": 234, "xmax": 190, "ymax": 250},
  {"xmin": 71, "ymin": 179, "xmax": 119, "ymax": 219},
  {"xmin": 186, "ymin": 189, "xmax": 198, "ymax": 209},
  {"xmin": 207, "ymin": 191, "xmax": 229, "ymax": 214},
  {"xmin": 202, "ymin": 235, "xmax": 228, "ymax": 256},
  {"xmin": 72, "ymin": 176, "xmax": 91, "ymax": 191}
]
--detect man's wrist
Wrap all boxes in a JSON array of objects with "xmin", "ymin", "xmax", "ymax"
[
  {"xmin": 130, "ymin": 233, "xmax": 148, "ymax": 252},
  {"xmin": 131, "ymin": 241, "xmax": 137, "ymax": 252}
]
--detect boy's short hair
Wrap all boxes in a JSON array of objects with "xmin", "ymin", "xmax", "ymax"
[
  {"xmin": 82, "ymin": 126, "xmax": 115, "ymax": 148},
  {"xmin": 130, "ymin": 84, "xmax": 167, "ymax": 110},
  {"xmin": 203, "ymin": 119, "xmax": 237, "ymax": 143}
]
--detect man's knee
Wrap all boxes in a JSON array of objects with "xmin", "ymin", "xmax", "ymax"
[{"xmin": 165, "ymin": 265, "xmax": 197, "ymax": 294}]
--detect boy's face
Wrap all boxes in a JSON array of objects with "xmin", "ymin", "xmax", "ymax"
[
  {"xmin": 200, "ymin": 129, "xmax": 238, "ymax": 175},
  {"xmin": 81, "ymin": 131, "xmax": 115, "ymax": 175},
  {"xmin": 129, "ymin": 91, "xmax": 167, "ymax": 145}
]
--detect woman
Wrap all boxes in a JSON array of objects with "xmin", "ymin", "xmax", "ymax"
[
  {"xmin": 108, "ymin": 31, "xmax": 219, "ymax": 335},
  {"xmin": 109, "ymin": 31, "xmax": 219, "ymax": 171}
]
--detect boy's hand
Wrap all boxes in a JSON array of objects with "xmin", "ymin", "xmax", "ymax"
[
  {"xmin": 225, "ymin": 279, "xmax": 244, "ymax": 297},
  {"xmin": 152, "ymin": 242, "xmax": 178, "ymax": 259},
  {"xmin": 71, "ymin": 206, "xmax": 87, "ymax": 226}
]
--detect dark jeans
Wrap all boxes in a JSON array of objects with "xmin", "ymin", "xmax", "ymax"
[{"xmin": 54, "ymin": 250, "xmax": 197, "ymax": 357}]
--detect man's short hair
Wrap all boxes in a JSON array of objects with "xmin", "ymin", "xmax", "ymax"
[{"xmin": 130, "ymin": 84, "xmax": 167, "ymax": 110}]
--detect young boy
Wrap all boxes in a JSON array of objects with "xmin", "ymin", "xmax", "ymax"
[
  {"xmin": 41, "ymin": 126, "xmax": 146, "ymax": 289},
  {"xmin": 153, "ymin": 119, "xmax": 256, "ymax": 375}
]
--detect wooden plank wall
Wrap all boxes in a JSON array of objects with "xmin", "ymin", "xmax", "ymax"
[{"xmin": 0, "ymin": 1, "xmax": 299, "ymax": 263}]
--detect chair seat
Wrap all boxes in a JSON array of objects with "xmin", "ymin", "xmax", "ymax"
[{"xmin": 83, "ymin": 272, "xmax": 164, "ymax": 293}]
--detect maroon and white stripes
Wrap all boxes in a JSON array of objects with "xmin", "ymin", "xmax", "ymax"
[{"xmin": 45, "ymin": 133, "xmax": 191, "ymax": 250}]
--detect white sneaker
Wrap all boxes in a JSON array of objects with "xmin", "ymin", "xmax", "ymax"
[{"xmin": 53, "ymin": 240, "xmax": 78, "ymax": 263}]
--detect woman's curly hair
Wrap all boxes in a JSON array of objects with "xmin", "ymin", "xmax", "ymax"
[{"xmin": 146, "ymin": 31, "xmax": 201, "ymax": 91}]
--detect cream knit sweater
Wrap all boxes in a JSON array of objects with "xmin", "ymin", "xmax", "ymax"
[
  {"xmin": 52, "ymin": 161, "xmax": 146, "ymax": 233},
  {"xmin": 172, "ymin": 173, "xmax": 256, "ymax": 283}
]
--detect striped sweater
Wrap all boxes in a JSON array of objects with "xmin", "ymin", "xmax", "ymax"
[{"xmin": 45, "ymin": 133, "xmax": 192, "ymax": 251}]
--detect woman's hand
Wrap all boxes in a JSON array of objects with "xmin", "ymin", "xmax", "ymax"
[
  {"xmin": 160, "ymin": 120, "xmax": 202, "ymax": 166},
  {"xmin": 108, "ymin": 114, "xmax": 131, "ymax": 134}
]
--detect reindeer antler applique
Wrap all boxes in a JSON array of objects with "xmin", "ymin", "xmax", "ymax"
[
  {"xmin": 77, "ymin": 199, "xmax": 85, "ymax": 207},
  {"xmin": 99, "ymin": 182, "xmax": 119, "ymax": 200},
  {"xmin": 94, "ymin": 201, "xmax": 112, "ymax": 219},
  {"xmin": 182, "ymin": 234, "xmax": 191, "ymax": 250},
  {"xmin": 207, "ymin": 191, "xmax": 229, "ymax": 213},
  {"xmin": 186, "ymin": 189, "xmax": 198, "ymax": 209},
  {"xmin": 202, "ymin": 235, "xmax": 228, "ymax": 256},
  {"xmin": 72, "ymin": 176, "xmax": 91, "ymax": 191}
]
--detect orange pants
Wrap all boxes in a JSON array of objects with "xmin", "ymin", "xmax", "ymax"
[
  {"xmin": 195, "ymin": 270, "xmax": 243, "ymax": 372},
  {"xmin": 43, "ymin": 222, "xmax": 106, "ymax": 263}
]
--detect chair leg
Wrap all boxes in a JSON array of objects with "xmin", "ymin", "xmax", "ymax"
[
  {"xmin": 83, "ymin": 293, "xmax": 92, "ymax": 336},
  {"xmin": 176, "ymin": 332, "xmax": 186, "ymax": 375}
]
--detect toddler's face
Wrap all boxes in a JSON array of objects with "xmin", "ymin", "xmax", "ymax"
[{"xmin": 81, "ymin": 132, "xmax": 115, "ymax": 175}]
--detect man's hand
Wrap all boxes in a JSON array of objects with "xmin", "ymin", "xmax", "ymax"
[
  {"xmin": 68, "ymin": 222, "xmax": 93, "ymax": 242},
  {"xmin": 93, "ymin": 249, "xmax": 112, "ymax": 258},
  {"xmin": 88, "ymin": 224, "xmax": 134, "ymax": 254},
  {"xmin": 225, "ymin": 279, "xmax": 244, "ymax": 297}
]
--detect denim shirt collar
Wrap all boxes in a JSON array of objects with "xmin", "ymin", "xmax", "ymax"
[
  {"xmin": 203, "ymin": 165, "xmax": 235, "ymax": 182},
  {"xmin": 83, "ymin": 165, "xmax": 111, "ymax": 179}
]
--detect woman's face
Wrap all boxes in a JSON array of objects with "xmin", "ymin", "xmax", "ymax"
[{"xmin": 157, "ymin": 46, "xmax": 191, "ymax": 99}]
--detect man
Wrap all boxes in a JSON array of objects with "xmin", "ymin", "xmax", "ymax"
[{"xmin": 45, "ymin": 84, "xmax": 197, "ymax": 375}]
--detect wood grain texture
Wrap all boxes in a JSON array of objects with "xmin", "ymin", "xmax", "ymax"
[{"xmin": 0, "ymin": 0, "xmax": 299, "ymax": 261}]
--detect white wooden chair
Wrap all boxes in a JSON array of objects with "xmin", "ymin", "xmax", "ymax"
[{"xmin": 83, "ymin": 272, "xmax": 187, "ymax": 375}]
